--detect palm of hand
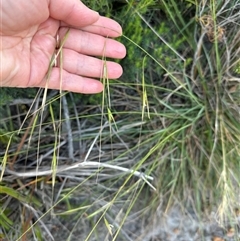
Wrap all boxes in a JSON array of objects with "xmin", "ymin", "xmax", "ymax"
[{"xmin": 2, "ymin": 2, "xmax": 58, "ymax": 87}]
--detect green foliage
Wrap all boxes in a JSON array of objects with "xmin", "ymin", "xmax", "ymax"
[
  {"xmin": 0, "ymin": 128, "xmax": 17, "ymax": 145},
  {"xmin": 0, "ymin": 205, "xmax": 13, "ymax": 232},
  {"xmin": 233, "ymin": 61, "xmax": 240, "ymax": 74},
  {"xmin": 117, "ymin": 3, "xmax": 189, "ymax": 80},
  {"xmin": 81, "ymin": 0, "xmax": 112, "ymax": 14},
  {"xmin": 0, "ymin": 185, "xmax": 41, "ymax": 206},
  {"xmin": 0, "ymin": 88, "xmax": 12, "ymax": 106},
  {"xmin": 0, "ymin": 87, "xmax": 38, "ymax": 107}
]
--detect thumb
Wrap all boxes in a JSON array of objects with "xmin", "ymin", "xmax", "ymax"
[{"xmin": 49, "ymin": 0, "xmax": 99, "ymax": 27}]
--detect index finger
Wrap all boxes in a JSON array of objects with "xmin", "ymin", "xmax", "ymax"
[
  {"xmin": 80, "ymin": 16, "xmax": 123, "ymax": 37},
  {"xmin": 60, "ymin": 16, "xmax": 123, "ymax": 38},
  {"xmin": 49, "ymin": 0, "xmax": 99, "ymax": 27}
]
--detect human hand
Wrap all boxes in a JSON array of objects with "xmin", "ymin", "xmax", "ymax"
[{"xmin": 0, "ymin": 0, "xmax": 126, "ymax": 93}]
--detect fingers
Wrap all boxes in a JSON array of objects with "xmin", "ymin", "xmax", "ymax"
[
  {"xmin": 60, "ymin": 16, "xmax": 123, "ymax": 38},
  {"xmin": 49, "ymin": 0, "xmax": 99, "ymax": 27},
  {"xmin": 57, "ymin": 49, "xmax": 123, "ymax": 79},
  {"xmin": 37, "ymin": 47, "xmax": 124, "ymax": 94},
  {"xmin": 40, "ymin": 68, "xmax": 104, "ymax": 94},
  {"xmin": 45, "ymin": 1, "xmax": 125, "ymax": 94},
  {"xmin": 58, "ymin": 28, "xmax": 126, "ymax": 59},
  {"xmin": 78, "ymin": 16, "xmax": 123, "ymax": 37}
]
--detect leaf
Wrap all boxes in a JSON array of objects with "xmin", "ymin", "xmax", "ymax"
[
  {"xmin": 0, "ymin": 185, "xmax": 41, "ymax": 207},
  {"xmin": 0, "ymin": 207, "xmax": 13, "ymax": 230},
  {"xmin": 0, "ymin": 134, "xmax": 13, "ymax": 181},
  {"xmin": 104, "ymin": 217, "xmax": 113, "ymax": 236}
]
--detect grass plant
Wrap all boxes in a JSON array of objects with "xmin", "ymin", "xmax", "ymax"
[{"xmin": 1, "ymin": 0, "xmax": 240, "ymax": 240}]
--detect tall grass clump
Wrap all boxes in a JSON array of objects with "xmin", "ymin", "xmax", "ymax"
[
  {"xmin": 0, "ymin": 0, "xmax": 240, "ymax": 240},
  {"xmin": 116, "ymin": 0, "xmax": 240, "ymax": 219}
]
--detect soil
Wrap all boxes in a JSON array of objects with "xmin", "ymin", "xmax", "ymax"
[{"xmin": 41, "ymin": 197, "xmax": 240, "ymax": 241}]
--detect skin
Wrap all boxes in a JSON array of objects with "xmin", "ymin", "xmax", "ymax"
[{"xmin": 0, "ymin": 0, "xmax": 126, "ymax": 93}]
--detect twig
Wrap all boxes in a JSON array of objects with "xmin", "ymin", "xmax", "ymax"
[
  {"xmin": 23, "ymin": 203, "xmax": 54, "ymax": 241},
  {"xmin": 83, "ymin": 121, "xmax": 108, "ymax": 162},
  {"xmin": 3, "ymin": 161, "xmax": 155, "ymax": 187},
  {"xmin": 62, "ymin": 94, "xmax": 74, "ymax": 160}
]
